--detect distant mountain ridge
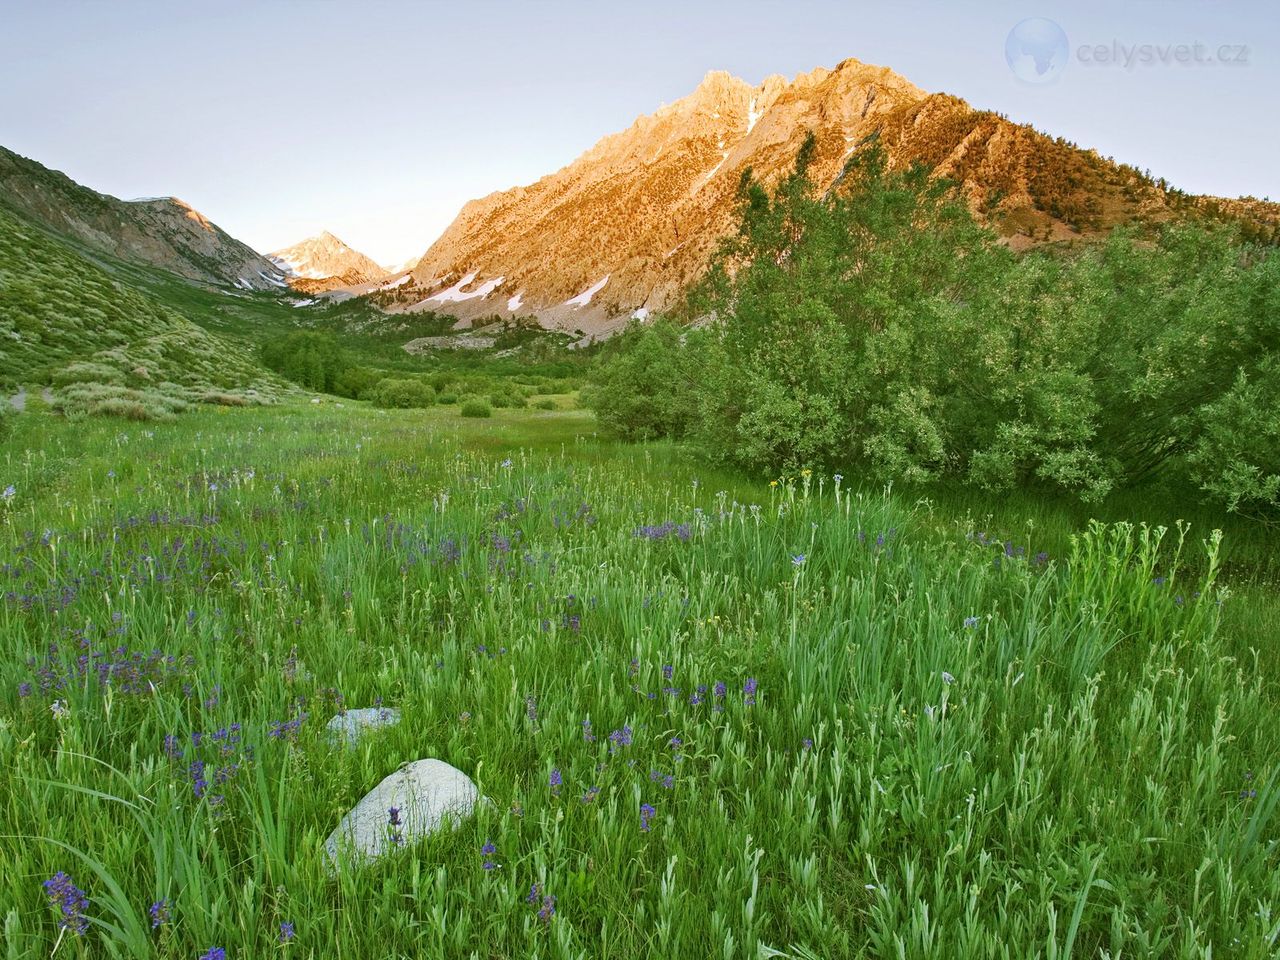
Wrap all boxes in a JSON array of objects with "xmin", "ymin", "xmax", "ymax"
[
  {"xmin": 401, "ymin": 58, "xmax": 1279, "ymax": 334},
  {"xmin": 269, "ymin": 231, "xmax": 389, "ymax": 292},
  {"xmin": 0, "ymin": 146, "xmax": 289, "ymax": 292}
]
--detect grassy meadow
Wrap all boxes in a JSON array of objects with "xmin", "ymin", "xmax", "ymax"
[{"xmin": 1, "ymin": 400, "xmax": 1277, "ymax": 959}]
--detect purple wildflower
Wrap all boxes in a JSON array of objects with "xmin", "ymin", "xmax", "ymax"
[
  {"xmin": 43, "ymin": 872, "xmax": 89, "ymax": 935},
  {"xmin": 199, "ymin": 949, "xmax": 226, "ymax": 960},
  {"xmin": 640, "ymin": 802, "xmax": 656, "ymax": 832},
  {"xmin": 608, "ymin": 726, "xmax": 633, "ymax": 752},
  {"xmin": 549, "ymin": 767, "xmax": 562, "ymax": 795},
  {"xmin": 149, "ymin": 898, "xmax": 170, "ymax": 929},
  {"xmin": 388, "ymin": 806, "xmax": 403, "ymax": 845},
  {"xmin": 743, "ymin": 678, "xmax": 758, "ymax": 706},
  {"xmin": 963, "ymin": 616, "xmax": 979, "ymax": 629},
  {"xmin": 190, "ymin": 760, "xmax": 208, "ymax": 799},
  {"xmin": 538, "ymin": 894, "xmax": 556, "ymax": 923},
  {"xmin": 481, "ymin": 839, "xmax": 499, "ymax": 870},
  {"xmin": 279, "ymin": 921, "xmax": 295, "ymax": 943}
]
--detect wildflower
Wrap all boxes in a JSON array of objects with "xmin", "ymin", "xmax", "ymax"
[
  {"xmin": 662, "ymin": 664, "xmax": 674, "ymax": 681},
  {"xmin": 963, "ymin": 616, "xmax": 979, "ymax": 629},
  {"xmin": 581, "ymin": 785, "xmax": 601, "ymax": 803},
  {"xmin": 190, "ymin": 760, "xmax": 208, "ymax": 799},
  {"xmin": 199, "ymin": 949, "xmax": 226, "ymax": 960},
  {"xmin": 607, "ymin": 726, "xmax": 633, "ymax": 752},
  {"xmin": 43, "ymin": 872, "xmax": 89, "ymax": 935},
  {"xmin": 50, "ymin": 699, "xmax": 69, "ymax": 720},
  {"xmin": 713, "ymin": 681, "xmax": 726, "ymax": 700},
  {"xmin": 941, "ymin": 671, "xmax": 955, "ymax": 685},
  {"xmin": 388, "ymin": 806, "xmax": 403, "ymax": 845},
  {"xmin": 802, "ymin": 738, "xmax": 814, "ymax": 752},
  {"xmin": 581, "ymin": 718, "xmax": 595, "ymax": 742},
  {"xmin": 549, "ymin": 768, "xmax": 562, "ymax": 794},
  {"xmin": 639, "ymin": 802, "xmax": 656, "ymax": 832},
  {"xmin": 1, "ymin": 484, "xmax": 14, "ymax": 501},
  {"xmin": 149, "ymin": 898, "xmax": 170, "ymax": 929},
  {"xmin": 538, "ymin": 893, "xmax": 556, "ymax": 923},
  {"xmin": 279, "ymin": 921, "xmax": 295, "ymax": 943},
  {"xmin": 662, "ymin": 774, "xmax": 674, "ymax": 789},
  {"xmin": 481, "ymin": 839, "xmax": 499, "ymax": 870},
  {"xmin": 743, "ymin": 678, "xmax": 758, "ymax": 706},
  {"xmin": 668, "ymin": 736, "xmax": 682, "ymax": 750},
  {"xmin": 18, "ymin": 681, "xmax": 31, "ymax": 698},
  {"xmin": 791, "ymin": 554, "xmax": 806, "ymax": 567}
]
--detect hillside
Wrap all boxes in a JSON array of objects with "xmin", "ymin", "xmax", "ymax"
[
  {"xmin": 402, "ymin": 58, "xmax": 1279, "ymax": 333},
  {"xmin": 0, "ymin": 205, "xmax": 281, "ymax": 417},
  {"xmin": 0, "ymin": 145, "xmax": 289, "ymax": 292}
]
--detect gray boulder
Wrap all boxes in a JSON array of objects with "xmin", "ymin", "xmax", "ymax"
[
  {"xmin": 325, "ymin": 707, "xmax": 400, "ymax": 747},
  {"xmin": 324, "ymin": 759, "xmax": 478, "ymax": 868}
]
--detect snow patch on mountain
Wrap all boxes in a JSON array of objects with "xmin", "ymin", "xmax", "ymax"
[
  {"xmin": 564, "ymin": 275, "xmax": 609, "ymax": 308},
  {"xmin": 429, "ymin": 273, "xmax": 505, "ymax": 303}
]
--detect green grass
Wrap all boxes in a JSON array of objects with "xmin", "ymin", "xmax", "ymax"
[{"xmin": 1, "ymin": 402, "xmax": 1277, "ymax": 958}]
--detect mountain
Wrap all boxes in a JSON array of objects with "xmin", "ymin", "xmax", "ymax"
[
  {"xmin": 269, "ymin": 231, "xmax": 390, "ymax": 292},
  {"xmin": 404, "ymin": 58, "xmax": 1279, "ymax": 334},
  {"xmin": 0, "ymin": 145, "xmax": 288, "ymax": 292}
]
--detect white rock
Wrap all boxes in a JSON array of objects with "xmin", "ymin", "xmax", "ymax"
[
  {"xmin": 325, "ymin": 707, "xmax": 401, "ymax": 747},
  {"xmin": 324, "ymin": 759, "xmax": 478, "ymax": 868}
]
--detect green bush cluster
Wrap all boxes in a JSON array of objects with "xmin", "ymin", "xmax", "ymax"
[
  {"xmin": 367, "ymin": 378, "xmax": 436, "ymax": 409},
  {"xmin": 460, "ymin": 398, "xmax": 492, "ymax": 418},
  {"xmin": 586, "ymin": 140, "xmax": 1280, "ymax": 515}
]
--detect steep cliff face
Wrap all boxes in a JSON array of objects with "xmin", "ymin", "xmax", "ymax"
[
  {"xmin": 401, "ymin": 58, "xmax": 1277, "ymax": 334},
  {"xmin": 0, "ymin": 146, "xmax": 288, "ymax": 291}
]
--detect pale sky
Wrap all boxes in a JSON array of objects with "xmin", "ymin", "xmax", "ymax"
[{"xmin": 1, "ymin": 0, "xmax": 1275, "ymax": 265}]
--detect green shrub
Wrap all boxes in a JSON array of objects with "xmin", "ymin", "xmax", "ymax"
[
  {"xmin": 436, "ymin": 393, "xmax": 458, "ymax": 405},
  {"xmin": 460, "ymin": 399, "xmax": 492, "ymax": 418},
  {"xmin": 369, "ymin": 378, "xmax": 435, "ymax": 409},
  {"xmin": 1186, "ymin": 360, "xmax": 1280, "ymax": 516},
  {"xmin": 533, "ymin": 398, "xmax": 557, "ymax": 411}
]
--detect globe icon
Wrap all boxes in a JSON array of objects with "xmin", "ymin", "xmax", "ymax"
[{"xmin": 1005, "ymin": 18, "xmax": 1069, "ymax": 84}]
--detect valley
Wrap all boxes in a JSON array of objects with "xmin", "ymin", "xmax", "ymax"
[{"xmin": 1, "ymin": 32, "xmax": 1278, "ymax": 959}]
